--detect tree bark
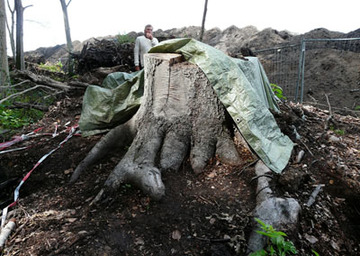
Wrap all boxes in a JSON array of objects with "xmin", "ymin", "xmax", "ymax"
[
  {"xmin": 0, "ymin": 0, "xmax": 9, "ymax": 92},
  {"xmin": 15, "ymin": 0, "xmax": 24, "ymax": 70},
  {"xmin": 60, "ymin": 0, "xmax": 73, "ymax": 74},
  {"xmin": 6, "ymin": 0, "xmax": 15, "ymax": 58},
  {"xmin": 74, "ymin": 53, "xmax": 244, "ymax": 201},
  {"xmin": 199, "ymin": 0, "xmax": 208, "ymax": 42}
]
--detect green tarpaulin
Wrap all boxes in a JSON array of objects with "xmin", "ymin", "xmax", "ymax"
[{"xmin": 79, "ymin": 38, "xmax": 293, "ymax": 173}]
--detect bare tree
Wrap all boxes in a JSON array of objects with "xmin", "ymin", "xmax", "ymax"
[
  {"xmin": 199, "ymin": 0, "xmax": 208, "ymax": 42},
  {"xmin": 60, "ymin": 0, "xmax": 73, "ymax": 74},
  {"xmin": 14, "ymin": 0, "xmax": 31, "ymax": 70},
  {"xmin": 5, "ymin": 0, "xmax": 15, "ymax": 58},
  {"xmin": 14, "ymin": 0, "xmax": 24, "ymax": 70},
  {"xmin": 0, "ymin": 0, "xmax": 10, "ymax": 92}
]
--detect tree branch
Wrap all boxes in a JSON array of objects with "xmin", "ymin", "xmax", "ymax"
[
  {"xmin": 324, "ymin": 93, "xmax": 333, "ymax": 130},
  {"xmin": 12, "ymin": 70, "xmax": 71, "ymax": 91},
  {"xmin": 23, "ymin": 4, "xmax": 33, "ymax": 10},
  {"xmin": 6, "ymin": 0, "xmax": 13, "ymax": 11},
  {"xmin": 0, "ymin": 84, "xmax": 57, "ymax": 105},
  {"xmin": 12, "ymin": 102, "xmax": 48, "ymax": 111},
  {"xmin": 0, "ymin": 80, "xmax": 30, "ymax": 89}
]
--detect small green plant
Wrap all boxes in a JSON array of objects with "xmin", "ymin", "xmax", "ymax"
[
  {"xmin": 271, "ymin": 83, "xmax": 287, "ymax": 100},
  {"xmin": 330, "ymin": 126, "xmax": 345, "ymax": 136},
  {"xmin": 250, "ymin": 218, "xmax": 297, "ymax": 256},
  {"xmin": 116, "ymin": 33, "xmax": 135, "ymax": 44},
  {"xmin": 334, "ymin": 129, "xmax": 345, "ymax": 136},
  {"xmin": 39, "ymin": 61, "xmax": 63, "ymax": 73},
  {"xmin": 71, "ymin": 74, "xmax": 79, "ymax": 79},
  {"xmin": 123, "ymin": 183, "xmax": 132, "ymax": 189},
  {"xmin": 312, "ymin": 250, "xmax": 320, "ymax": 256},
  {"xmin": 354, "ymin": 105, "xmax": 360, "ymax": 111},
  {"xmin": 0, "ymin": 105, "xmax": 43, "ymax": 129},
  {"xmin": 250, "ymin": 219, "xmax": 320, "ymax": 256}
]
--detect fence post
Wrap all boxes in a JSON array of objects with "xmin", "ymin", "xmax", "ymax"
[{"xmin": 296, "ymin": 39, "xmax": 306, "ymax": 103}]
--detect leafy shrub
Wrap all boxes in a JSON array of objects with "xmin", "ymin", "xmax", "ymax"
[
  {"xmin": 116, "ymin": 33, "xmax": 135, "ymax": 44},
  {"xmin": 250, "ymin": 218, "xmax": 297, "ymax": 256},
  {"xmin": 250, "ymin": 218, "xmax": 320, "ymax": 256},
  {"xmin": 0, "ymin": 104, "xmax": 43, "ymax": 129},
  {"xmin": 0, "ymin": 89, "xmax": 49, "ymax": 132},
  {"xmin": 39, "ymin": 61, "xmax": 63, "ymax": 73},
  {"xmin": 271, "ymin": 83, "xmax": 287, "ymax": 100}
]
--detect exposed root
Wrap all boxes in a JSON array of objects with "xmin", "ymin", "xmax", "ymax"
[{"xmin": 70, "ymin": 120, "xmax": 136, "ymax": 183}]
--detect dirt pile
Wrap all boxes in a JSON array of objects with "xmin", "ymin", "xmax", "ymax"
[{"xmin": 24, "ymin": 25, "xmax": 357, "ymax": 59}]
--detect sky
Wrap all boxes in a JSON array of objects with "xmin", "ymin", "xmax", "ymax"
[{"xmin": 6, "ymin": 0, "xmax": 360, "ymax": 53}]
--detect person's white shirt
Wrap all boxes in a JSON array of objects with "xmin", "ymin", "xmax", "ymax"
[{"xmin": 134, "ymin": 35, "xmax": 159, "ymax": 68}]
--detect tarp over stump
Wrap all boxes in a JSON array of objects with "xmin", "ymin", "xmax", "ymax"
[{"xmin": 79, "ymin": 38, "xmax": 294, "ymax": 173}]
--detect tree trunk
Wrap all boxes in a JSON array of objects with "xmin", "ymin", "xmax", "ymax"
[
  {"xmin": 15, "ymin": 0, "xmax": 24, "ymax": 70},
  {"xmin": 0, "ymin": 0, "xmax": 9, "ymax": 91},
  {"xmin": 73, "ymin": 53, "xmax": 244, "ymax": 201},
  {"xmin": 199, "ymin": 0, "xmax": 208, "ymax": 42},
  {"xmin": 6, "ymin": 0, "xmax": 15, "ymax": 58},
  {"xmin": 60, "ymin": 0, "xmax": 73, "ymax": 74}
]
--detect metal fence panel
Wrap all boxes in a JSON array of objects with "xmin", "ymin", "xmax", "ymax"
[
  {"xmin": 254, "ymin": 38, "xmax": 360, "ymax": 114},
  {"xmin": 254, "ymin": 44, "xmax": 301, "ymax": 101}
]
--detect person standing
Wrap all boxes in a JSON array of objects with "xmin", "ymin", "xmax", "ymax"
[{"xmin": 134, "ymin": 24, "xmax": 159, "ymax": 71}]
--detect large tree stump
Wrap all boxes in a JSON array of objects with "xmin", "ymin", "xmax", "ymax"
[{"xmin": 72, "ymin": 53, "xmax": 244, "ymax": 201}]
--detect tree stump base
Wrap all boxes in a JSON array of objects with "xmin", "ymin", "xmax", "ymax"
[{"xmin": 73, "ymin": 53, "xmax": 244, "ymax": 201}]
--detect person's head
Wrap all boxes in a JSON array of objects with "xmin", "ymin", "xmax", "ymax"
[{"xmin": 144, "ymin": 24, "xmax": 153, "ymax": 34}]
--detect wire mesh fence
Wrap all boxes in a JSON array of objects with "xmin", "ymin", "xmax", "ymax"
[
  {"xmin": 254, "ymin": 44, "xmax": 301, "ymax": 101},
  {"xmin": 254, "ymin": 38, "xmax": 360, "ymax": 114}
]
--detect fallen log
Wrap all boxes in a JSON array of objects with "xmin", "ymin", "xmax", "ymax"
[{"xmin": 12, "ymin": 70, "xmax": 71, "ymax": 91}]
